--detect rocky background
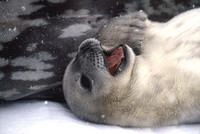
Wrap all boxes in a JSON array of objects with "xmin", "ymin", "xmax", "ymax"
[{"xmin": 0, "ymin": 0, "xmax": 200, "ymax": 101}]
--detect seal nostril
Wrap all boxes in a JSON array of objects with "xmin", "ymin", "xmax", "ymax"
[{"xmin": 80, "ymin": 74, "xmax": 92, "ymax": 92}]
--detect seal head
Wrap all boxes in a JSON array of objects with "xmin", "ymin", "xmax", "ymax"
[{"xmin": 63, "ymin": 38, "xmax": 135, "ymax": 123}]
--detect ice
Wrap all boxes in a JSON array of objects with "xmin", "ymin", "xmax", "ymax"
[
  {"xmin": 0, "ymin": 101, "xmax": 200, "ymax": 134},
  {"xmin": 59, "ymin": 24, "xmax": 92, "ymax": 38}
]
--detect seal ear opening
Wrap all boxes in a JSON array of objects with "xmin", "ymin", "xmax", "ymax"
[{"xmin": 80, "ymin": 74, "xmax": 92, "ymax": 92}]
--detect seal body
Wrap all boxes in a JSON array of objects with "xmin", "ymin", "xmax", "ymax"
[{"xmin": 63, "ymin": 8, "xmax": 200, "ymax": 127}]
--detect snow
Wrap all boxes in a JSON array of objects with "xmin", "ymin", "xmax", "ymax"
[
  {"xmin": 8, "ymin": 27, "xmax": 17, "ymax": 32},
  {"xmin": 59, "ymin": 24, "xmax": 92, "ymax": 38},
  {"xmin": 0, "ymin": 100, "xmax": 200, "ymax": 134},
  {"xmin": 11, "ymin": 71, "xmax": 54, "ymax": 81},
  {"xmin": 21, "ymin": 6, "xmax": 26, "ymax": 11}
]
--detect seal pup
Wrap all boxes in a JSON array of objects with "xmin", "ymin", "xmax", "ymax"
[{"xmin": 63, "ymin": 8, "xmax": 200, "ymax": 127}]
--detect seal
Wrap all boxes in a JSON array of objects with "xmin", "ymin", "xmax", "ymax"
[{"xmin": 63, "ymin": 8, "xmax": 200, "ymax": 127}]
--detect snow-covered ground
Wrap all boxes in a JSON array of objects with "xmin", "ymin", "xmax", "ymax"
[{"xmin": 0, "ymin": 100, "xmax": 200, "ymax": 134}]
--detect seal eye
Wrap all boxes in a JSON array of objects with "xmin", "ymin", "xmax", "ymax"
[{"xmin": 80, "ymin": 74, "xmax": 92, "ymax": 92}]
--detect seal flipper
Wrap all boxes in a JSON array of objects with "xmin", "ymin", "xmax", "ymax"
[{"xmin": 97, "ymin": 11, "xmax": 147, "ymax": 55}]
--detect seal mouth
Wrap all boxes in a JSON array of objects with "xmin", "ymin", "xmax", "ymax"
[{"xmin": 103, "ymin": 46, "xmax": 127, "ymax": 76}]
